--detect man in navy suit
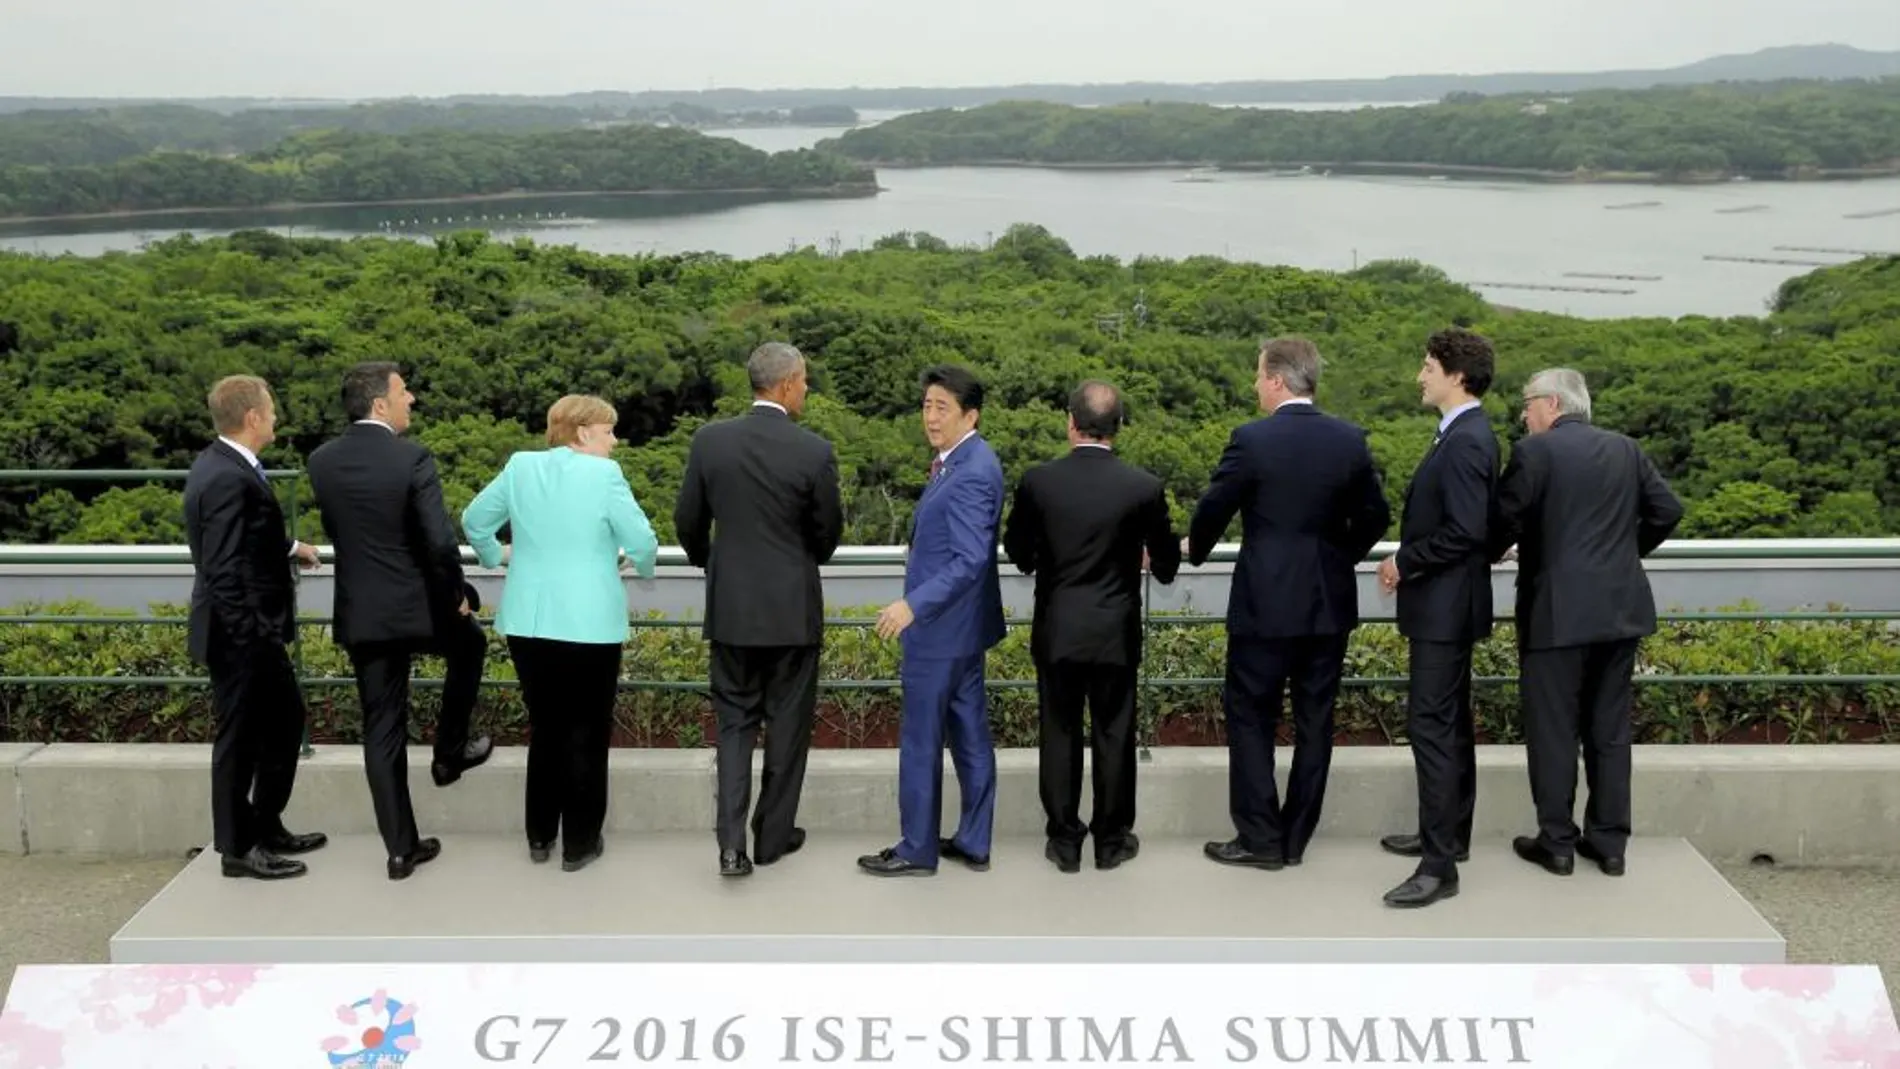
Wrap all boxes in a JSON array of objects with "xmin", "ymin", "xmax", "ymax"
[
  {"xmin": 859, "ymin": 364, "xmax": 1006, "ymax": 876},
  {"xmin": 1188, "ymin": 337, "xmax": 1390, "ymax": 870},
  {"xmin": 1375, "ymin": 328, "xmax": 1500, "ymax": 908}
]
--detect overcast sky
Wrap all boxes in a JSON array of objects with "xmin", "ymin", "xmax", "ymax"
[{"xmin": 4, "ymin": 0, "xmax": 1897, "ymax": 98}]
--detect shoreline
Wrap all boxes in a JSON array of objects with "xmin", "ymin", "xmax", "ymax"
[
  {"xmin": 836, "ymin": 157, "xmax": 1900, "ymax": 184},
  {"xmin": 0, "ymin": 183, "xmax": 880, "ymax": 226}
]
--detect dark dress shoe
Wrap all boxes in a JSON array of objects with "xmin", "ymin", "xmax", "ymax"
[
  {"xmin": 1046, "ymin": 840, "xmax": 1081, "ymax": 873},
  {"xmin": 1096, "ymin": 834, "xmax": 1140, "ymax": 870},
  {"xmin": 221, "ymin": 846, "xmax": 306, "ymax": 880},
  {"xmin": 1384, "ymin": 873, "xmax": 1460, "ymax": 908},
  {"xmin": 529, "ymin": 841, "xmax": 552, "ymax": 864},
  {"xmin": 939, "ymin": 838, "xmax": 989, "ymax": 871},
  {"xmin": 387, "ymin": 837, "xmax": 442, "ymax": 881},
  {"xmin": 259, "ymin": 828, "xmax": 328, "ymax": 855},
  {"xmin": 857, "ymin": 848, "xmax": 934, "ymax": 876},
  {"xmin": 721, "ymin": 849, "xmax": 754, "ymax": 877},
  {"xmin": 1512, "ymin": 836, "xmax": 1574, "ymax": 876},
  {"xmin": 1204, "ymin": 838, "xmax": 1285, "ymax": 870},
  {"xmin": 756, "ymin": 828, "xmax": 806, "ymax": 866},
  {"xmin": 432, "ymin": 735, "xmax": 495, "ymax": 787},
  {"xmin": 1577, "ymin": 840, "xmax": 1626, "ymax": 876},
  {"xmin": 563, "ymin": 838, "xmax": 604, "ymax": 873}
]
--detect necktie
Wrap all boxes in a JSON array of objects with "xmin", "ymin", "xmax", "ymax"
[
  {"xmin": 252, "ymin": 460, "xmax": 269, "ymax": 485},
  {"xmin": 929, "ymin": 457, "xmax": 943, "ymax": 481}
]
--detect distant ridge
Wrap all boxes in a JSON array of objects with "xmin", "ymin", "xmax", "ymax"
[{"xmin": 2, "ymin": 43, "xmax": 1896, "ymax": 115}]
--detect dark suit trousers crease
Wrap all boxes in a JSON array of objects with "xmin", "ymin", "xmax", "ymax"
[
  {"xmin": 1035, "ymin": 659, "xmax": 1138, "ymax": 854},
  {"xmin": 431, "ymin": 613, "xmax": 487, "ymax": 766},
  {"xmin": 1406, "ymin": 639, "xmax": 1476, "ymax": 878},
  {"xmin": 348, "ymin": 642, "xmax": 424, "ymax": 858},
  {"xmin": 509, "ymin": 636, "xmax": 622, "ymax": 862},
  {"xmin": 709, "ymin": 642, "xmax": 819, "ymax": 859},
  {"xmin": 207, "ymin": 638, "xmax": 306, "ymax": 857},
  {"xmin": 1521, "ymin": 639, "xmax": 1638, "ymax": 858},
  {"xmin": 1222, "ymin": 634, "xmax": 1349, "ymax": 859}
]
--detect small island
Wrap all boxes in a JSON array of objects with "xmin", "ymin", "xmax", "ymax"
[
  {"xmin": 817, "ymin": 80, "xmax": 1900, "ymax": 183},
  {"xmin": 0, "ymin": 124, "xmax": 877, "ymax": 222}
]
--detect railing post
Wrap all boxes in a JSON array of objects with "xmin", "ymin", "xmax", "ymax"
[{"xmin": 1139, "ymin": 568, "xmax": 1152, "ymax": 758}]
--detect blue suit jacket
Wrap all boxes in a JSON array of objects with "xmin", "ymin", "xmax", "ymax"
[
  {"xmin": 461, "ymin": 447, "xmax": 659, "ymax": 644},
  {"xmin": 903, "ymin": 433, "xmax": 1006, "ymax": 661}
]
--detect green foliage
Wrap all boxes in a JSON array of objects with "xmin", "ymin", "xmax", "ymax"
[
  {"xmin": 1, "ymin": 602, "xmax": 1895, "ymax": 748},
  {"xmin": 0, "ymin": 125, "xmax": 874, "ymax": 218},
  {"xmin": 820, "ymin": 79, "xmax": 1900, "ymax": 179}
]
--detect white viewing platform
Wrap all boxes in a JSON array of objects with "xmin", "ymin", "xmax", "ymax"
[{"xmin": 109, "ymin": 832, "xmax": 1784, "ymax": 965}]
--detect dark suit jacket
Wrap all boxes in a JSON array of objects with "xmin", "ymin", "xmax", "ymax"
[
  {"xmin": 674, "ymin": 403, "xmax": 844, "ymax": 648},
  {"xmin": 306, "ymin": 422, "xmax": 469, "ymax": 649},
  {"xmin": 183, "ymin": 441, "xmax": 297, "ymax": 664},
  {"xmin": 1488, "ymin": 415, "xmax": 1685, "ymax": 650},
  {"xmin": 1003, "ymin": 445, "xmax": 1181, "ymax": 666},
  {"xmin": 1188, "ymin": 403, "xmax": 1390, "ymax": 640},
  {"xmin": 1394, "ymin": 405, "xmax": 1500, "ymax": 645},
  {"xmin": 903, "ymin": 432, "xmax": 1006, "ymax": 661}
]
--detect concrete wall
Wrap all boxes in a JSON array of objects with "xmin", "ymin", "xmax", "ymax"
[
  {"xmin": 9, "ymin": 743, "xmax": 1900, "ymax": 864},
  {"xmin": 2, "ymin": 556, "xmax": 1897, "ymax": 618}
]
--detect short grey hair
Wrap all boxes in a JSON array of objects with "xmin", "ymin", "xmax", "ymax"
[
  {"xmin": 747, "ymin": 342, "xmax": 805, "ymax": 393},
  {"xmin": 1260, "ymin": 337, "xmax": 1321, "ymax": 397},
  {"xmin": 1524, "ymin": 367, "xmax": 1591, "ymax": 421}
]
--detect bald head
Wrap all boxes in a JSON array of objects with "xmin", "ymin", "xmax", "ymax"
[{"xmin": 1068, "ymin": 380, "xmax": 1124, "ymax": 442}]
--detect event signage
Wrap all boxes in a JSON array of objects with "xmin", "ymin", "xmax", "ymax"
[{"xmin": 2, "ymin": 962, "xmax": 1896, "ymax": 1067}]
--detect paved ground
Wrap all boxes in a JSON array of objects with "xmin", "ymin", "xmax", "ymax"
[{"xmin": 2, "ymin": 854, "xmax": 1897, "ymax": 1008}]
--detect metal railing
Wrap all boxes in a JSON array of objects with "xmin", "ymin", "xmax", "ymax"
[{"xmin": 1, "ymin": 469, "xmax": 1898, "ymax": 732}]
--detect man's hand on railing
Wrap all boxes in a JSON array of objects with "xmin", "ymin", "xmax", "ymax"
[
  {"xmin": 292, "ymin": 543, "xmax": 320, "ymax": 571},
  {"xmin": 500, "ymin": 544, "xmax": 512, "ymax": 567}
]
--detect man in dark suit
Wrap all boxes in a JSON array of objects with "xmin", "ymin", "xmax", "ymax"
[
  {"xmin": 1188, "ymin": 337, "xmax": 1390, "ymax": 870},
  {"xmin": 1490, "ymin": 367, "xmax": 1683, "ymax": 879},
  {"xmin": 676, "ymin": 342, "xmax": 844, "ymax": 877},
  {"xmin": 1375, "ymin": 329, "xmax": 1501, "ymax": 908},
  {"xmin": 859, "ymin": 364, "xmax": 1006, "ymax": 877},
  {"xmin": 306, "ymin": 362, "xmax": 493, "ymax": 880},
  {"xmin": 1003, "ymin": 380, "xmax": 1180, "ymax": 873},
  {"xmin": 183, "ymin": 374, "xmax": 325, "ymax": 880}
]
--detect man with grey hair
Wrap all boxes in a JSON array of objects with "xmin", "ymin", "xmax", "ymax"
[
  {"xmin": 676, "ymin": 341, "xmax": 844, "ymax": 877},
  {"xmin": 1187, "ymin": 337, "xmax": 1390, "ymax": 870},
  {"xmin": 1490, "ymin": 367, "xmax": 1682, "ymax": 879}
]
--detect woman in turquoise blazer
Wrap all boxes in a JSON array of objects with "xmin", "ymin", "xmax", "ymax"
[{"xmin": 461, "ymin": 394, "xmax": 659, "ymax": 873}]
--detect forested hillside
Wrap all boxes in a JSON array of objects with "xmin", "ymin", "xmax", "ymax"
[
  {"xmin": 0, "ymin": 225, "xmax": 1893, "ymax": 548},
  {"xmin": 823, "ymin": 79, "xmax": 1900, "ymax": 180},
  {"xmin": 0, "ymin": 126, "xmax": 875, "ymax": 219}
]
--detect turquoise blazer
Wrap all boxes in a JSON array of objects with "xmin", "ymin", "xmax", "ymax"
[{"xmin": 461, "ymin": 447, "xmax": 659, "ymax": 645}]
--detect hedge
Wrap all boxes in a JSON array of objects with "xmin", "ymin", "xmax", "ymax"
[{"xmin": 1, "ymin": 601, "xmax": 1896, "ymax": 748}]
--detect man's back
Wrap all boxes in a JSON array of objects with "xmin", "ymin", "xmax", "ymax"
[
  {"xmin": 1499, "ymin": 418, "xmax": 1683, "ymax": 649},
  {"xmin": 307, "ymin": 424, "xmax": 466, "ymax": 647},
  {"xmin": 676, "ymin": 406, "xmax": 842, "ymax": 648},
  {"xmin": 1005, "ymin": 448, "xmax": 1180, "ymax": 665},
  {"xmin": 184, "ymin": 442, "xmax": 296, "ymax": 661},
  {"xmin": 1190, "ymin": 406, "xmax": 1390, "ymax": 639}
]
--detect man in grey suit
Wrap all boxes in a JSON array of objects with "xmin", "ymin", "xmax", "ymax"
[
  {"xmin": 676, "ymin": 342, "xmax": 845, "ymax": 877},
  {"xmin": 1489, "ymin": 368, "xmax": 1683, "ymax": 879}
]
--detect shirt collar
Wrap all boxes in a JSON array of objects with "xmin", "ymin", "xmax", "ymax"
[
  {"xmin": 753, "ymin": 400, "xmax": 787, "ymax": 414},
  {"xmin": 218, "ymin": 436, "xmax": 260, "ymax": 468},
  {"xmin": 355, "ymin": 418, "xmax": 396, "ymax": 433},
  {"xmin": 1274, "ymin": 397, "xmax": 1314, "ymax": 412},
  {"xmin": 1438, "ymin": 399, "xmax": 1482, "ymax": 434},
  {"xmin": 937, "ymin": 428, "xmax": 977, "ymax": 463}
]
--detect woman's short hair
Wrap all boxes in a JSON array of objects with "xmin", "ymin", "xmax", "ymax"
[{"xmin": 546, "ymin": 394, "xmax": 617, "ymax": 447}]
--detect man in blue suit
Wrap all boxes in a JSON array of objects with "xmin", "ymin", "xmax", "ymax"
[
  {"xmin": 859, "ymin": 364, "xmax": 1006, "ymax": 876},
  {"xmin": 1188, "ymin": 337, "xmax": 1390, "ymax": 870}
]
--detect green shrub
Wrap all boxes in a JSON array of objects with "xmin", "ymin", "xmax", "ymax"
[{"xmin": 0, "ymin": 601, "xmax": 1895, "ymax": 748}]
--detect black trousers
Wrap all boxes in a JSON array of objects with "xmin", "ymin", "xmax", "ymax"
[
  {"xmin": 207, "ymin": 637, "xmax": 307, "ymax": 857},
  {"xmin": 510, "ymin": 635, "xmax": 622, "ymax": 861},
  {"xmin": 1406, "ymin": 638, "xmax": 1477, "ymax": 879},
  {"xmin": 1035, "ymin": 658, "xmax": 1138, "ymax": 857},
  {"xmin": 1521, "ymin": 639, "xmax": 1638, "ymax": 858},
  {"xmin": 346, "ymin": 614, "xmax": 488, "ymax": 858},
  {"xmin": 710, "ymin": 642, "xmax": 818, "ymax": 860},
  {"xmin": 1222, "ymin": 633, "xmax": 1350, "ymax": 860}
]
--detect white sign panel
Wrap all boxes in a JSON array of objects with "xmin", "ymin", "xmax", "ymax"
[{"xmin": 2, "ymin": 963, "xmax": 1895, "ymax": 1068}]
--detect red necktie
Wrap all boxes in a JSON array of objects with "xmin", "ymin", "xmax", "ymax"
[{"xmin": 929, "ymin": 457, "xmax": 943, "ymax": 481}]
